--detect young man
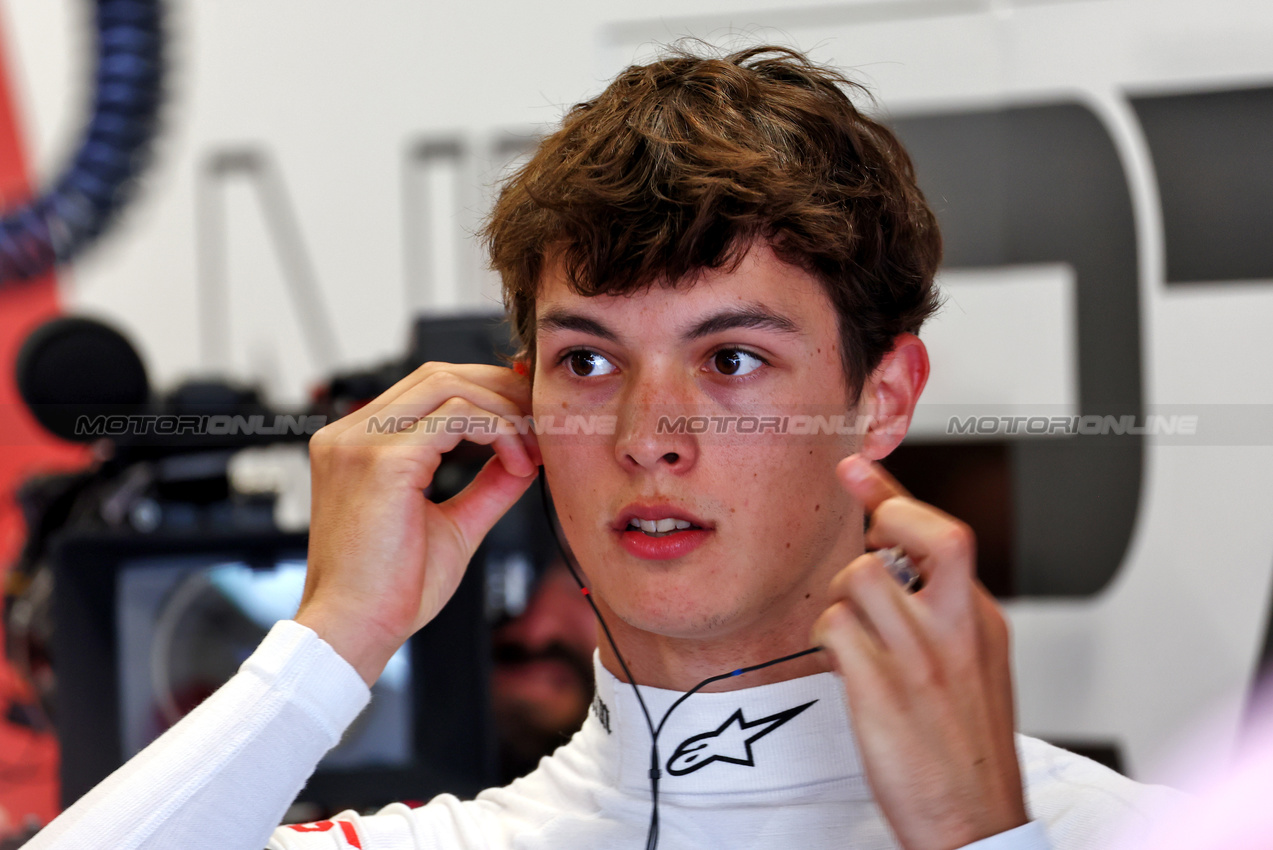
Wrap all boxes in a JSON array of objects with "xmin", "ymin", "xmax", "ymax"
[{"xmin": 26, "ymin": 45, "xmax": 1176, "ymax": 850}]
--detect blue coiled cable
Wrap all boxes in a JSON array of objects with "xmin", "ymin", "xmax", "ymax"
[{"xmin": 0, "ymin": 0, "xmax": 164, "ymax": 284}]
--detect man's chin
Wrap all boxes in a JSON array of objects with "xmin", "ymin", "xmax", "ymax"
[{"xmin": 602, "ymin": 593, "xmax": 750, "ymax": 642}]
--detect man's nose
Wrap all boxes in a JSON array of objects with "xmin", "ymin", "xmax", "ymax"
[{"xmin": 613, "ymin": 367, "xmax": 698, "ymax": 473}]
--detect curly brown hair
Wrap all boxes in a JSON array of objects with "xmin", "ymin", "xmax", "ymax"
[{"xmin": 483, "ymin": 44, "xmax": 942, "ymax": 400}]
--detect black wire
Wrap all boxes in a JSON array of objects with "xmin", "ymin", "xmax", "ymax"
[{"xmin": 536, "ymin": 475, "xmax": 822, "ymax": 850}]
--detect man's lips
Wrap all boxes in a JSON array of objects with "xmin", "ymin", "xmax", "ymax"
[
  {"xmin": 616, "ymin": 526, "xmax": 711, "ymax": 560},
  {"xmin": 612, "ymin": 503, "xmax": 713, "ymax": 533},
  {"xmin": 597, "ymin": 503, "xmax": 716, "ymax": 560}
]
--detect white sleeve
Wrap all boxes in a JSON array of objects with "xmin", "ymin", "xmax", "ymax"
[
  {"xmin": 958, "ymin": 822, "xmax": 1052, "ymax": 850},
  {"xmin": 23, "ymin": 620, "xmax": 370, "ymax": 850}
]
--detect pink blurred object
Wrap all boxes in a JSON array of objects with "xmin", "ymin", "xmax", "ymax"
[{"xmin": 1125, "ymin": 689, "xmax": 1273, "ymax": 850}]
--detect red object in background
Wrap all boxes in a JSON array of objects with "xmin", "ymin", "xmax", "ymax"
[{"xmin": 0, "ymin": 6, "xmax": 93, "ymax": 833}]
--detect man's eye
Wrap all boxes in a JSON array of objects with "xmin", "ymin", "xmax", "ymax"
[
  {"xmin": 711, "ymin": 349, "xmax": 765, "ymax": 376},
  {"xmin": 565, "ymin": 350, "xmax": 617, "ymax": 377}
]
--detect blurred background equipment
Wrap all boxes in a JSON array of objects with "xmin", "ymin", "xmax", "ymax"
[
  {"xmin": 16, "ymin": 314, "xmax": 149, "ymax": 442},
  {"xmin": 0, "ymin": 0, "xmax": 166, "ymax": 836},
  {"xmin": 490, "ymin": 558, "xmax": 597, "ymax": 783},
  {"xmin": 3, "ymin": 310, "xmax": 574, "ymax": 817}
]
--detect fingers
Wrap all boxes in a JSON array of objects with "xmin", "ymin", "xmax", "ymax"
[
  {"xmin": 387, "ymin": 396, "xmax": 540, "ymax": 478},
  {"xmin": 863, "ymin": 497, "xmax": 974, "ymax": 569},
  {"xmin": 299, "ymin": 361, "xmax": 542, "ymax": 686},
  {"xmin": 380, "ymin": 364, "xmax": 532, "ymax": 425},
  {"xmin": 310, "ymin": 363, "xmax": 542, "ymax": 476},
  {"xmin": 375, "ymin": 361, "xmax": 532, "ymax": 416},
  {"xmin": 866, "ymin": 499, "xmax": 977, "ymax": 596},
  {"xmin": 837, "ymin": 454, "xmax": 911, "ymax": 512},
  {"xmin": 827, "ymin": 553, "xmax": 929, "ymax": 660},
  {"xmin": 438, "ymin": 454, "xmax": 540, "ymax": 560},
  {"xmin": 821, "ymin": 453, "xmax": 984, "ymax": 692},
  {"xmin": 837, "ymin": 454, "xmax": 976, "ymax": 593},
  {"xmin": 321, "ymin": 362, "xmax": 534, "ymax": 441},
  {"xmin": 816, "ymin": 547, "xmax": 1026, "ymax": 847},
  {"xmin": 812, "ymin": 600, "xmax": 883, "ymax": 686},
  {"xmin": 816, "ymin": 552, "xmax": 944, "ymax": 708},
  {"xmin": 819, "ymin": 455, "xmax": 1027, "ymax": 845}
]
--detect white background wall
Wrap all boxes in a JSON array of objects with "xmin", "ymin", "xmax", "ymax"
[{"xmin": 5, "ymin": 0, "xmax": 1273, "ymax": 789}]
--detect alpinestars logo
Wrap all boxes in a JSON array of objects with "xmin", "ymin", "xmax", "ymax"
[{"xmin": 666, "ymin": 700, "xmax": 816, "ymax": 776}]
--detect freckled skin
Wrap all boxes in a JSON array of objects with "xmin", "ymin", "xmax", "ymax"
[{"xmin": 532, "ymin": 244, "xmax": 867, "ymax": 688}]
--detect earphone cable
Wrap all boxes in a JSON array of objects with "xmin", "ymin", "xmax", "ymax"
[{"xmin": 535, "ymin": 475, "xmax": 824, "ymax": 849}]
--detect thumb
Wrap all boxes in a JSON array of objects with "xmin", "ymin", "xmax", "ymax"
[{"xmin": 438, "ymin": 454, "xmax": 539, "ymax": 558}]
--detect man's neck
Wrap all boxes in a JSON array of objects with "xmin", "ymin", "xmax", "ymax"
[{"xmin": 593, "ymin": 587, "xmax": 836, "ymax": 693}]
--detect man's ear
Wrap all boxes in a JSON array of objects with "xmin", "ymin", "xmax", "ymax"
[{"xmin": 857, "ymin": 333, "xmax": 930, "ymax": 461}]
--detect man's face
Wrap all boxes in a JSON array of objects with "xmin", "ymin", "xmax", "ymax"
[
  {"xmin": 532, "ymin": 243, "xmax": 869, "ymax": 649},
  {"xmin": 490, "ymin": 561, "xmax": 597, "ymax": 777}
]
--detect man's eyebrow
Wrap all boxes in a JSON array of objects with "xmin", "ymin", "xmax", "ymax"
[
  {"xmin": 683, "ymin": 306, "xmax": 802, "ymax": 340},
  {"xmin": 536, "ymin": 309, "xmax": 622, "ymax": 343}
]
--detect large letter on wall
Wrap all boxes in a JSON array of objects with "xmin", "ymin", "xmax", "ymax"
[{"xmin": 891, "ymin": 104, "xmax": 1142, "ymax": 597}]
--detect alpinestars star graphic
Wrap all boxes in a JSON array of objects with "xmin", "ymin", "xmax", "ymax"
[{"xmin": 666, "ymin": 701, "xmax": 817, "ymax": 776}]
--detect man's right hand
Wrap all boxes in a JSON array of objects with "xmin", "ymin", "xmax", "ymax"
[{"xmin": 295, "ymin": 362, "xmax": 541, "ymax": 686}]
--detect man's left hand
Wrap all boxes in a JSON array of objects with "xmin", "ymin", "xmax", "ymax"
[{"xmin": 812, "ymin": 454, "xmax": 1028, "ymax": 850}]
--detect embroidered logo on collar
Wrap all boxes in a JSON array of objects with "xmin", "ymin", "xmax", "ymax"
[
  {"xmin": 592, "ymin": 693, "xmax": 612, "ymax": 734},
  {"xmin": 666, "ymin": 700, "xmax": 816, "ymax": 776}
]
